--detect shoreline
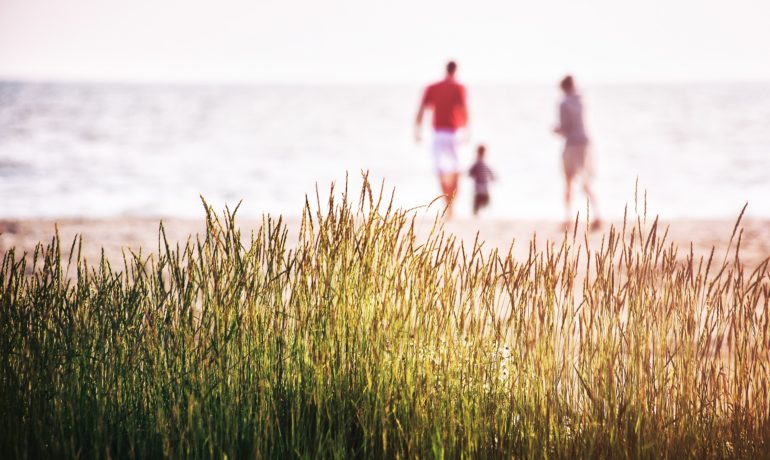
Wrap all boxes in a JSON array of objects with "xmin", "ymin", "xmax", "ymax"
[{"xmin": 2, "ymin": 216, "xmax": 769, "ymax": 270}]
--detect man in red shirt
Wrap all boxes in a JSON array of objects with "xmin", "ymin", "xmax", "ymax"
[{"xmin": 415, "ymin": 61, "xmax": 468, "ymax": 218}]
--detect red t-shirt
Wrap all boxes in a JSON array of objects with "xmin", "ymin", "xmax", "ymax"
[{"xmin": 421, "ymin": 78, "xmax": 467, "ymax": 131}]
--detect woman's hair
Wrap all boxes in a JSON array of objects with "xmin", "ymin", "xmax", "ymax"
[{"xmin": 560, "ymin": 75, "xmax": 574, "ymax": 92}]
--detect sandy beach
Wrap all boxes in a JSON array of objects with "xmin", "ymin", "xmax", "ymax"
[{"xmin": 2, "ymin": 216, "xmax": 769, "ymax": 271}]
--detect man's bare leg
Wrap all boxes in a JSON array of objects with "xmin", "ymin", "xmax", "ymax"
[{"xmin": 439, "ymin": 172, "xmax": 459, "ymax": 218}]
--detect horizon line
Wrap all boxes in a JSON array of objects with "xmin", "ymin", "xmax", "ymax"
[{"xmin": 3, "ymin": 74, "xmax": 770, "ymax": 88}]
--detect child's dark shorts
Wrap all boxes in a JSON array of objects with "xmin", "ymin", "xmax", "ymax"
[{"xmin": 473, "ymin": 193, "xmax": 490, "ymax": 214}]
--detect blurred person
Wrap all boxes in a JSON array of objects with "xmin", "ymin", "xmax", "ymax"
[
  {"xmin": 415, "ymin": 61, "xmax": 469, "ymax": 218},
  {"xmin": 553, "ymin": 75, "xmax": 601, "ymax": 230},
  {"xmin": 469, "ymin": 144, "xmax": 495, "ymax": 216}
]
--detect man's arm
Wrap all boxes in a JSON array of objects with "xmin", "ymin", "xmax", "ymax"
[
  {"xmin": 457, "ymin": 85, "xmax": 470, "ymax": 143},
  {"xmin": 415, "ymin": 88, "xmax": 430, "ymax": 143},
  {"xmin": 415, "ymin": 103, "xmax": 426, "ymax": 143},
  {"xmin": 553, "ymin": 102, "xmax": 566, "ymax": 136},
  {"xmin": 457, "ymin": 85, "xmax": 468, "ymax": 127}
]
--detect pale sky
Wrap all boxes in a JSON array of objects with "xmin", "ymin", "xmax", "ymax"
[{"xmin": 1, "ymin": 0, "xmax": 770, "ymax": 84}]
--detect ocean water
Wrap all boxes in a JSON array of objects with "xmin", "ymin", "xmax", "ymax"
[{"xmin": 1, "ymin": 81, "xmax": 768, "ymax": 220}]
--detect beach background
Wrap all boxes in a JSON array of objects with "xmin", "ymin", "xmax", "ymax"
[
  {"xmin": 1, "ymin": 81, "xmax": 769, "ymax": 220},
  {"xmin": 2, "ymin": 0, "xmax": 770, "ymax": 264},
  {"xmin": 1, "ymin": 81, "xmax": 770, "ymax": 264}
]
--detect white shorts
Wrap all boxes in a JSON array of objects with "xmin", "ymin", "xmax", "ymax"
[{"xmin": 432, "ymin": 130, "xmax": 459, "ymax": 174}]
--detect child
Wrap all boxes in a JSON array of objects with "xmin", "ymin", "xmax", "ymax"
[{"xmin": 468, "ymin": 144, "xmax": 495, "ymax": 215}]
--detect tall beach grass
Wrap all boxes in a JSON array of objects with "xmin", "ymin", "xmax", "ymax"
[{"xmin": 1, "ymin": 180, "xmax": 769, "ymax": 458}]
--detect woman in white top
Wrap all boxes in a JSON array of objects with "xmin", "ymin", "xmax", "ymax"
[{"xmin": 553, "ymin": 75, "xmax": 601, "ymax": 231}]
